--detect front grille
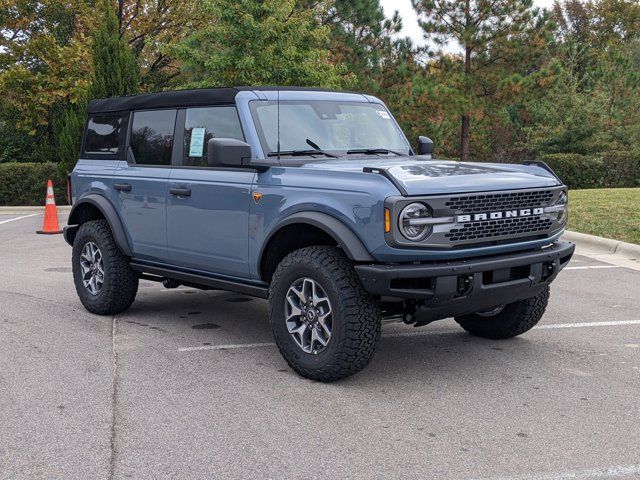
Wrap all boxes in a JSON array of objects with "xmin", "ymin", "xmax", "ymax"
[
  {"xmin": 445, "ymin": 216, "xmax": 553, "ymax": 242},
  {"xmin": 445, "ymin": 190, "xmax": 555, "ymax": 214}
]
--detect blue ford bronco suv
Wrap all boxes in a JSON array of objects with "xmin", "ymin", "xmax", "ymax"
[{"xmin": 65, "ymin": 87, "xmax": 574, "ymax": 381}]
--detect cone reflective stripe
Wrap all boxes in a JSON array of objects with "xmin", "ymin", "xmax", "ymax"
[{"xmin": 36, "ymin": 180, "xmax": 63, "ymax": 235}]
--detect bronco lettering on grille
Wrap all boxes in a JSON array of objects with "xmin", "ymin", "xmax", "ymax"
[{"xmin": 456, "ymin": 208, "xmax": 545, "ymax": 223}]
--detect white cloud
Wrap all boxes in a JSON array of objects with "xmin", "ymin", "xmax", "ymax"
[{"xmin": 380, "ymin": 0, "xmax": 557, "ymax": 47}]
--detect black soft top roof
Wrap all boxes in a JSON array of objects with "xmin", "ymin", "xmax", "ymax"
[{"xmin": 86, "ymin": 86, "xmax": 345, "ymax": 114}]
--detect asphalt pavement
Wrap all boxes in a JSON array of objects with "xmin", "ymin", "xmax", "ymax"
[{"xmin": 1, "ymin": 213, "xmax": 639, "ymax": 480}]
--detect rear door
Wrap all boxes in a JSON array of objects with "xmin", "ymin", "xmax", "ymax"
[
  {"xmin": 112, "ymin": 109, "xmax": 177, "ymax": 262},
  {"xmin": 167, "ymin": 105, "xmax": 254, "ymax": 278}
]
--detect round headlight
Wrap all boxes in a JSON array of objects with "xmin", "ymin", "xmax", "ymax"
[
  {"xmin": 554, "ymin": 191, "xmax": 568, "ymax": 223},
  {"xmin": 556, "ymin": 191, "xmax": 568, "ymax": 206},
  {"xmin": 399, "ymin": 203, "xmax": 432, "ymax": 241}
]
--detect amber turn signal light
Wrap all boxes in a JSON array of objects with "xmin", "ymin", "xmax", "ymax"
[{"xmin": 384, "ymin": 208, "xmax": 391, "ymax": 233}]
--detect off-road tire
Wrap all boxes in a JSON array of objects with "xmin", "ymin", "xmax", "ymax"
[
  {"xmin": 455, "ymin": 287, "xmax": 550, "ymax": 339},
  {"xmin": 269, "ymin": 246, "xmax": 381, "ymax": 382},
  {"xmin": 72, "ymin": 219, "xmax": 138, "ymax": 315}
]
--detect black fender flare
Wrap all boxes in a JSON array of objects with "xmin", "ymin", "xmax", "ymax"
[
  {"xmin": 260, "ymin": 211, "xmax": 374, "ymax": 267},
  {"xmin": 64, "ymin": 194, "xmax": 133, "ymax": 257}
]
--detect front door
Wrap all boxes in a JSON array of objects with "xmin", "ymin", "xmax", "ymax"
[
  {"xmin": 112, "ymin": 109, "xmax": 177, "ymax": 262},
  {"xmin": 167, "ymin": 106, "xmax": 254, "ymax": 278}
]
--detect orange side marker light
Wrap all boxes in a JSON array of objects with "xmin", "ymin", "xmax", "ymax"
[{"xmin": 384, "ymin": 208, "xmax": 391, "ymax": 233}]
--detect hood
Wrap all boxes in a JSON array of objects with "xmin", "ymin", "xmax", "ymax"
[{"xmin": 300, "ymin": 157, "xmax": 561, "ymax": 195}]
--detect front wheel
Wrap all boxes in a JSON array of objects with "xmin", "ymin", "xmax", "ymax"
[
  {"xmin": 269, "ymin": 246, "xmax": 381, "ymax": 382},
  {"xmin": 455, "ymin": 287, "xmax": 550, "ymax": 339}
]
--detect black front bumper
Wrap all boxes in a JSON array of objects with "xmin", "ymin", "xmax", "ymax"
[{"xmin": 355, "ymin": 241, "xmax": 574, "ymax": 321}]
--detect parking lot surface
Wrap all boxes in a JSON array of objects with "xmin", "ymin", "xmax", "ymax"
[{"xmin": 1, "ymin": 213, "xmax": 639, "ymax": 480}]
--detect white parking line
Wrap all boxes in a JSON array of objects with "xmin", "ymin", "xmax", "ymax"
[
  {"xmin": 473, "ymin": 464, "xmax": 640, "ymax": 480},
  {"xmin": 0, "ymin": 213, "xmax": 40, "ymax": 225},
  {"xmin": 177, "ymin": 320, "xmax": 640, "ymax": 352},
  {"xmin": 536, "ymin": 320, "xmax": 640, "ymax": 329},
  {"xmin": 179, "ymin": 342, "xmax": 275, "ymax": 352},
  {"xmin": 564, "ymin": 265, "xmax": 621, "ymax": 271}
]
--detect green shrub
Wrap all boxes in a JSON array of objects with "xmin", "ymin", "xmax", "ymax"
[
  {"xmin": 0, "ymin": 163, "xmax": 69, "ymax": 206},
  {"xmin": 541, "ymin": 151, "xmax": 640, "ymax": 189}
]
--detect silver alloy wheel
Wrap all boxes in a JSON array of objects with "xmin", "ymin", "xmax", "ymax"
[
  {"xmin": 285, "ymin": 277, "xmax": 333, "ymax": 354},
  {"xmin": 80, "ymin": 242, "xmax": 104, "ymax": 296},
  {"xmin": 476, "ymin": 304, "xmax": 506, "ymax": 317}
]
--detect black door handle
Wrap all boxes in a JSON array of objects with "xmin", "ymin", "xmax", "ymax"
[
  {"xmin": 114, "ymin": 183, "xmax": 132, "ymax": 192},
  {"xmin": 170, "ymin": 187, "xmax": 192, "ymax": 197}
]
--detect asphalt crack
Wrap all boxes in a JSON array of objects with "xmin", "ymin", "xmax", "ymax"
[{"xmin": 109, "ymin": 315, "xmax": 119, "ymax": 480}]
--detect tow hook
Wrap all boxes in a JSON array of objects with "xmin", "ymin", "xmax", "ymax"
[
  {"xmin": 457, "ymin": 275, "xmax": 474, "ymax": 297},
  {"xmin": 542, "ymin": 262, "xmax": 556, "ymax": 281}
]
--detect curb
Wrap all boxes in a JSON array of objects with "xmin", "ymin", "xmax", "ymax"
[
  {"xmin": 0, "ymin": 205, "xmax": 71, "ymax": 215},
  {"xmin": 563, "ymin": 230, "xmax": 640, "ymax": 265}
]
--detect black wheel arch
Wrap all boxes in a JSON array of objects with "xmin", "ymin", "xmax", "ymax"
[
  {"xmin": 259, "ymin": 211, "xmax": 374, "ymax": 282},
  {"xmin": 64, "ymin": 194, "xmax": 132, "ymax": 257}
]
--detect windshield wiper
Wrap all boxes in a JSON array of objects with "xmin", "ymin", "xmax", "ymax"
[
  {"xmin": 267, "ymin": 149, "xmax": 338, "ymax": 158},
  {"xmin": 347, "ymin": 148, "xmax": 404, "ymax": 156},
  {"xmin": 268, "ymin": 139, "xmax": 339, "ymax": 158}
]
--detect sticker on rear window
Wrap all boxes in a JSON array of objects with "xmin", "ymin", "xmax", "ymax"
[
  {"xmin": 377, "ymin": 110, "xmax": 391, "ymax": 120},
  {"xmin": 189, "ymin": 128, "xmax": 206, "ymax": 157}
]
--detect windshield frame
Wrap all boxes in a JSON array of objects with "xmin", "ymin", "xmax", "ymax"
[{"xmin": 248, "ymin": 99, "xmax": 412, "ymax": 160}]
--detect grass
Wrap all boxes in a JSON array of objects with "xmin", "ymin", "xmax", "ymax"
[{"xmin": 568, "ymin": 188, "xmax": 640, "ymax": 245}]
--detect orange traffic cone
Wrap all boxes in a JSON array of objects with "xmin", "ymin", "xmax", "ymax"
[{"xmin": 36, "ymin": 180, "xmax": 63, "ymax": 235}]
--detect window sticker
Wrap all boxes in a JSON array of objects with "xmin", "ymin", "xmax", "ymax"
[
  {"xmin": 376, "ymin": 110, "xmax": 391, "ymax": 120},
  {"xmin": 189, "ymin": 127, "xmax": 206, "ymax": 157}
]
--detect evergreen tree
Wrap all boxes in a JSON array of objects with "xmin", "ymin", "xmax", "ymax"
[
  {"xmin": 53, "ymin": 0, "xmax": 139, "ymax": 171},
  {"xmin": 89, "ymin": 0, "xmax": 140, "ymax": 99},
  {"xmin": 52, "ymin": 99, "xmax": 88, "ymax": 172},
  {"xmin": 412, "ymin": 0, "xmax": 553, "ymax": 161},
  {"xmin": 173, "ymin": 0, "xmax": 353, "ymax": 88}
]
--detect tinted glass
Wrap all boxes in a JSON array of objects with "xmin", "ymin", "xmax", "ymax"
[
  {"xmin": 84, "ymin": 115, "xmax": 122, "ymax": 154},
  {"xmin": 130, "ymin": 109, "xmax": 176, "ymax": 165},
  {"xmin": 183, "ymin": 107, "xmax": 244, "ymax": 167}
]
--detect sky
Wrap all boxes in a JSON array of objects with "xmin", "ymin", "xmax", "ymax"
[{"xmin": 379, "ymin": 0, "xmax": 557, "ymax": 47}]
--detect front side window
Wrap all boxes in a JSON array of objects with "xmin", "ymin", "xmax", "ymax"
[
  {"xmin": 130, "ymin": 109, "xmax": 177, "ymax": 165},
  {"xmin": 249, "ymin": 100, "xmax": 411, "ymax": 157},
  {"xmin": 84, "ymin": 115, "xmax": 122, "ymax": 155},
  {"xmin": 183, "ymin": 106, "xmax": 245, "ymax": 167}
]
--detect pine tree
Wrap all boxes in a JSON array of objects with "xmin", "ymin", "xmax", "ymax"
[
  {"xmin": 89, "ymin": 0, "xmax": 139, "ymax": 99},
  {"xmin": 412, "ymin": 0, "xmax": 552, "ymax": 161},
  {"xmin": 173, "ymin": 0, "xmax": 353, "ymax": 88},
  {"xmin": 52, "ymin": 99, "xmax": 87, "ymax": 172},
  {"xmin": 53, "ymin": 0, "xmax": 139, "ymax": 171}
]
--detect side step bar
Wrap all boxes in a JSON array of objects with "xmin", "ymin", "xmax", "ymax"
[{"xmin": 129, "ymin": 262, "xmax": 269, "ymax": 299}]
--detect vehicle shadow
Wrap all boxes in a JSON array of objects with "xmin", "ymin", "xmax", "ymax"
[{"xmin": 129, "ymin": 284, "xmax": 542, "ymax": 387}]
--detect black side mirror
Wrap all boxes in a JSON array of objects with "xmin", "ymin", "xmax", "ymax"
[
  {"xmin": 417, "ymin": 136, "xmax": 434, "ymax": 156},
  {"xmin": 207, "ymin": 138, "xmax": 252, "ymax": 167}
]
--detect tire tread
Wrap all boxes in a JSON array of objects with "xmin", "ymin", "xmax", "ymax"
[
  {"xmin": 72, "ymin": 219, "xmax": 138, "ymax": 315},
  {"xmin": 269, "ymin": 246, "xmax": 380, "ymax": 382},
  {"xmin": 455, "ymin": 287, "xmax": 550, "ymax": 339}
]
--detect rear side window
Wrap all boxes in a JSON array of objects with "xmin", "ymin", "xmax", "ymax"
[
  {"xmin": 84, "ymin": 115, "xmax": 122, "ymax": 155},
  {"xmin": 130, "ymin": 109, "xmax": 177, "ymax": 165},
  {"xmin": 183, "ymin": 106, "xmax": 244, "ymax": 167}
]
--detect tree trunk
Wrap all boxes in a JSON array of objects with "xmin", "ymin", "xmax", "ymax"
[
  {"xmin": 460, "ymin": 42, "xmax": 472, "ymax": 162},
  {"xmin": 460, "ymin": 113, "xmax": 470, "ymax": 162},
  {"xmin": 460, "ymin": 0, "xmax": 474, "ymax": 162}
]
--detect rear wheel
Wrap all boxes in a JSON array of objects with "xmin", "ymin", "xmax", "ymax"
[
  {"xmin": 269, "ymin": 246, "xmax": 381, "ymax": 382},
  {"xmin": 455, "ymin": 287, "xmax": 550, "ymax": 339},
  {"xmin": 72, "ymin": 219, "xmax": 138, "ymax": 315}
]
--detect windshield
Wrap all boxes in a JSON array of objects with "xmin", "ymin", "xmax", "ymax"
[{"xmin": 249, "ymin": 100, "xmax": 411, "ymax": 157}]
